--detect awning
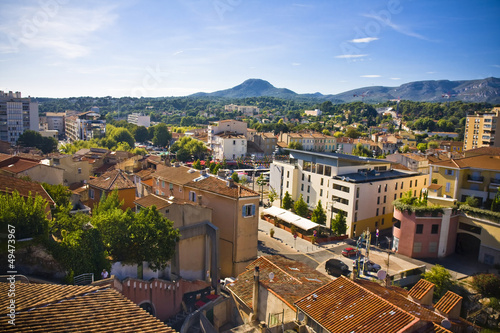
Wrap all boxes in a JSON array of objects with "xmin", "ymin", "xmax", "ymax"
[{"xmin": 262, "ymin": 207, "xmax": 320, "ymax": 231}]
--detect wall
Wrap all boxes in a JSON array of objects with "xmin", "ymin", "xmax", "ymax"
[{"xmin": 22, "ymin": 164, "xmax": 64, "ymax": 185}]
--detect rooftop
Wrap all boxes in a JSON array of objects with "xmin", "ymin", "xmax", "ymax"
[
  {"xmin": 0, "ymin": 282, "xmax": 175, "ymax": 332},
  {"xmin": 430, "ymin": 154, "xmax": 500, "ymax": 171},
  {"xmin": 88, "ymin": 169, "xmax": 136, "ymax": 191},
  {"xmin": 333, "ymin": 169, "xmax": 418, "ymax": 183},
  {"xmin": 0, "ymin": 174, "xmax": 54, "ymax": 205}
]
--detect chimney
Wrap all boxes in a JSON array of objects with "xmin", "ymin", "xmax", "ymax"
[
  {"xmin": 198, "ymin": 195, "xmax": 202, "ymax": 206},
  {"xmin": 174, "ymin": 162, "xmax": 180, "ymax": 168},
  {"xmin": 200, "ymin": 169, "xmax": 207, "ymax": 176},
  {"xmin": 226, "ymin": 179, "xmax": 234, "ymax": 188},
  {"xmin": 252, "ymin": 266, "xmax": 260, "ymax": 320},
  {"xmin": 217, "ymin": 170, "xmax": 226, "ymax": 178}
]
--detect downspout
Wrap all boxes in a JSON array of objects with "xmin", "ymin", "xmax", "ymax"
[{"xmin": 252, "ymin": 266, "xmax": 260, "ymax": 321}]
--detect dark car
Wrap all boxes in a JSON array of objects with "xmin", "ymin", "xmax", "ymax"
[
  {"xmin": 325, "ymin": 259, "xmax": 349, "ymax": 277},
  {"xmin": 357, "ymin": 258, "xmax": 382, "ymax": 272},
  {"xmin": 341, "ymin": 247, "xmax": 359, "ymax": 257}
]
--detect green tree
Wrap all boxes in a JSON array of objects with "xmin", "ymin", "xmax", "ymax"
[
  {"xmin": 400, "ymin": 145, "xmax": 410, "ymax": 153},
  {"xmin": 491, "ymin": 187, "xmax": 500, "ymax": 212},
  {"xmin": 465, "ymin": 196, "xmax": 479, "ymax": 207},
  {"xmin": 311, "ymin": 200, "xmax": 326, "ymax": 225},
  {"xmin": 417, "ymin": 143, "xmax": 428, "ymax": 153},
  {"xmin": 17, "ymin": 130, "xmax": 58, "ymax": 153},
  {"xmin": 331, "ymin": 210, "xmax": 347, "ymax": 235},
  {"xmin": 282, "ymin": 191, "xmax": 293, "ymax": 210},
  {"xmin": 134, "ymin": 126, "xmax": 149, "ymax": 143},
  {"xmin": 345, "ymin": 127, "xmax": 361, "ymax": 139},
  {"xmin": 428, "ymin": 141, "xmax": 439, "ymax": 149},
  {"xmin": 110, "ymin": 127, "xmax": 135, "ymax": 148},
  {"xmin": 231, "ymin": 172, "xmax": 240, "ymax": 183},
  {"xmin": 0, "ymin": 191, "xmax": 49, "ymax": 238},
  {"xmin": 39, "ymin": 137, "xmax": 59, "ymax": 154},
  {"xmin": 352, "ymin": 143, "xmax": 373, "ymax": 157},
  {"xmin": 322, "ymin": 129, "xmax": 331, "ymax": 136},
  {"xmin": 268, "ymin": 187, "xmax": 278, "ymax": 205},
  {"xmin": 294, "ymin": 194, "xmax": 308, "ymax": 217},
  {"xmin": 288, "ymin": 141, "xmax": 303, "ymax": 150},
  {"xmin": 192, "ymin": 159, "xmax": 202, "ymax": 170},
  {"xmin": 421, "ymin": 264, "xmax": 453, "ymax": 298},
  {"xmin": 153, "ymin": 123, "xmax": 172, "ymax": 148}
]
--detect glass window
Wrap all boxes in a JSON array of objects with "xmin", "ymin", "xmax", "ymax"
[
  {"xmin": 376, "ymin": 208, "xmax": 379, "ymax": 216},
  {"xmin": 383, "ymin": 196, "xmax": 386, "ymax": 203},
  {"xmin": 414, "ymin": 242, "xmax": 422, "ymax": 253},
  {"xmin": 189, "ymin": 191, "xmax": 196, "ymax": 202},
  {"xmin": 377, "ymin": 197, "xmax": 380, "ymax": 204},
  {"xmin": 169, "ymin": 183, "xmax": 173, "ymax": 190},
  {"xmin": 431, "ymin": 224, "xmax": 439, "ymax": 234},
  {"xmin": 416, "ymin": 224, "xmax": 423, "ymax": 234},
  {"xmin": 242, "ymin": 204, "xmax": 256, "ymax": 217},
  {"xmin": 378, "ymin": 185, "xmax": 381, "ymax": 193},
  {"xmin": 429, "ymin": 242, "xmax": 437, "ymax": 253}
]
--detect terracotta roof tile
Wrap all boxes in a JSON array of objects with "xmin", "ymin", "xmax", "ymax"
[
  {"xmin": 88, "ymin": 169, "xmax": 135, "ymax": 191},
  {"xmin": 408, "ymin": 279, "xmax": 435, "ymax": 300},
  {"xmin": 427, "ymin": 184, "xmax": 443, "ymax": 190},
  {"xmin": 135, "ymin": 168, "xmax": 155, "ymax": 179},
  {"xmin": 0, "ymin": 282, "xmax": 175, "ymax": 332},
  {"xmin": 430, "ymin": 154, "xmax": 500, "ymax": 171},
  {"xmin": 0, "ymin": 174, "xmax": 54, "ymax": 205},
  {"xmin": 154, "ymin": 165, "xmax": 201, "ymax": 185},
  {"xmin": 186, "ymin": 176, "xmax": 258, "ymax": 198},
  {"xmin": 295, "ymin": 276, "xmax": 418, "ymax": 333},
  {"xmin": 228, "ymin": 256, "xmax": 330, "ymax": 310},
  {"xmin": 93, "ymin": 163, "xmax": 116, "ymax": 174},
  {"xmin": 434, "ymin": 291, "xmax": 462, "ymax": 314},
  {"xmin": 133, "ymin": 194, "xmax": 196, "ymax": 210},
  {"xmin": 0, "ymin": 158, "xmax": 39, "ymax": 174}
]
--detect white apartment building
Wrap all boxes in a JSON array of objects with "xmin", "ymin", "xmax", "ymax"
[
  {"xmin": 208, "ymin": 119, "xmax": 248, "ymax": 161},
  {"xmin": 0, "ymin": 91, "xmax": 39, "ymax": 145},
  {"xmin": 45, "ymin": 112, "xmax": 65, "ymax": 136},
  {"xmin": 270, "ymin": 150, "xmax": 428, "ymax": 238},
  {"xmin": 65, "ymin": 111, "xmax": 106, "ymax": 142},
  {"xmin": 224, "ymin": 104, "xmax": 260, "ymax": 116},
  {"xmin": 304, "ymin": 109, "xmax": 322, "ymax": 117},
  {"xmin": 127, "ymin": 113, "xmax": 151, "ymax": 127},
  {"xmin": 280, "ymin": 132, "xmax": 336, "ymax": 152}
]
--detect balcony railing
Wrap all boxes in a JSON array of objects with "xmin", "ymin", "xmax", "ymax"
[
  {"xmin": 467, "ymin": 175, "xmax": 484, "ymax": 182},
  {"xmin": 491, "ymin": 178, "xmax": 500, "ymax": 185}
]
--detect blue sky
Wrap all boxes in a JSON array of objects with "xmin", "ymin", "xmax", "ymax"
[{"xmin": 1, "ymin": 0, "xmax": 499, "ymax": 98}]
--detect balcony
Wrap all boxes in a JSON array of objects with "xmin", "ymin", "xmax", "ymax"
[
  {"xmin": 467, "ymin": 175, "xmax": 484, "ymax": 183},
  {"xmin": 491, "ymin": 178, "xmax": 500, "ymax": 185}
]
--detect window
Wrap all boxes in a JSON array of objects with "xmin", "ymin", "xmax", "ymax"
[
  {"xmin": 384, "ymin": 184, "xmax": 387, "ymax": 192},
  {"xmin": 89, "ymin": 188, "xmax": 94, "ymax": 199},
  {"xmin": 169, "ymin": 183, "xmax": 173, "ymax": 190},
  {"xmin": 424, "ymin": 178, "xmax": 427, "ymax": 186},
  {"xmin": 414, "ymin": 190, "xmax": 417, "ymax": 196},
  {"xmin": 307, "ymin": 196, "xmax": 310, "ymax": 203},
  {"xmin": 376, "ymin": 208, "xmax": 379, "ymax": 216},
  {"xmin": 416, "ymin": 224, "xmax": 423, "ymax": 234},
  {"xmin": 308, "ymin": 175, "xmax": 311, "ymax": 182},
  {"xmin": 382, "ymin": 207, "xmax": 385, "ymax": 214},
  {"xmin": 286, "ymin": 181, "xmax": 289, "ymax": 188},
  {"xmin": 431, "ymin": 224, "xmax": 439, "ymax": 234},
  {"xmin": 415, "ymin": 179, "xmax": 418, "ymax": 187},
  {"xmin": 400, "ymin": 193, "xmax": 403, "ymax": 198},
  {"xmin": 401, "ymin": 181, "xmax": 404, "ymax": 189},
  {"xmin": 395, "ymin": 182, "xmax": 398, "ymax": 190},
  {"xmin": 445, "ymin": 182, "xmax": 451, "ymax": 192},
  {"xmin": 155, "ymin": 189, "xmax": 159, "ymax": 195},
  {"xmin": 354, "ymin": 212, "xmax": 357, "ymax": 222},
  {"xmin": 381, "ymin": 218, "xmax": 385, "ymax": 225},
  {"xmin": 78, "ymin": 168, "xmax": 82, "ymax": 174},
  {"xmin": 429, "ymin": 242, "xmax": 437, "ymax": 253},
  {"xmin": 410, "ymin": 180, "xmax": 413, "ymax": 188},
  {"xmin": 394, "ymin": 194, "xmax": 397, "ymax": 200},
  {"xmin": 233, "ymin": 140, "xmax": 236, "ymax": 145},
  {"xmin": 320, "ymin": 178, "xmax": 324, "ymax": 185},
  {"xmin": 383, "ymin": 195, "xmax": 386, "ymax": 203},
  {"xmin": 320, "ymin": 189, "xmax": 323, "ymax": 196},
  {"xmin": 445, "ymin": 169, "xmax": 454, "ymax": 176},
  {"xmin": 302, "ymin": 174, "xmax": 304, "ymax": 181},
  {"xmin": 307, "ymin": 185, "xmax": 310, "ymax": 193},
  {"xmin": 287, "ymin": 171, "xmax": 290, "ymax": 178},
  {"xmin": 377, "ymin": 197, "xmax": 380, "ymax": 204},
  {"xmin": 378, "ymin": 185, "xmax": 381, "ymax": 193},
  {"xmin": 162, "ymin": 181, "xmax": 165, "ymax": 188},
  {"xmin": 355, "ymin": 200, "xmax": 358, "ymax": 210},
  {"xmin": 242, "ymin": 204, "xmax": 256, "ymax": 217},
  {"xmin": 413, "ymin": 242, "xmax": 422, "ymax": 253},
  {"xmin": 301, "ymin": 184, "xmax": 304, "ymax": 191},
  {"xmin": 356, "ymin": 187, "xmax": 360, "ymax": 198},
  {"xmin": 189, "ymin": 191, "xmax": 197, "ymax": 202}
]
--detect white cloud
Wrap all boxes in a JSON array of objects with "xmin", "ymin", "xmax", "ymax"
[
  {"xmin": 360, "ymin": 75, "xmax": 381, "ymax": 78},
  {"xmin": 335, "ymin": 54, "xmax": 368, "ymax": 59},
  {"xmin": 426, "ymin": 71, "xmax": 436, "ymax": 74},
  {"xmin": 0, "ymin": 3, "xmax": 119, "ymax": 58},
  {"xmin": 350, "ymin": 37, "xmax": 378, "ymax": 43},
  {"xmin": 362, "ymin": 14, "xmax": 429, "ymax": 41},
  {"xmin": 291, "ymin": 62, "xmax": 301, "ymax": 66},
  {"xmin": 390, "ymin": 77, "xmax": 401, "ymax": 80}
]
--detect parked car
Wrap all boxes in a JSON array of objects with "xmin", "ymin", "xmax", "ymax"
[
  {"xmin": 341, "ymin": 247, "xmax": 360, "ymax": 258},
  {"xmin": 325, "ymin": 259, "xmax": 350, "ymax": 277},
  {"xmin": 357, "ymin": 258, "xmax": 381, "ymax": 272}
]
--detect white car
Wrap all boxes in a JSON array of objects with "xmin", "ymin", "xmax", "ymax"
[{"xmin": 356, "ymin": 258, "xmax": 381, "ymax": 272}]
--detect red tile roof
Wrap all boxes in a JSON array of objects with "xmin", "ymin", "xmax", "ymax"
[
  {"xmin": 434, "ymin": 291, "xmax": 462, "ymax": 314},
  {"xmin": 408, "ymin": 279, "xmax": 435, "ymax": 300},
  {"xmin": 0, "ymin": 283, "xmax": 174, "ymax": 332},
  {"xmin": 430, "ymin": 154, "xmax": 500, "ymax": 171},
  {"xmin": 227, "ymin": 256, "xmax": 330, "ymax": 311},
  {"xmin": 88, "ymin": 169, "xmax": 135, "ymax": 191},
  {"xmin": 0, "ymin": 174, "xmax": 54, "ymax": 205},
  {"xmin": 185, "ymin": 176, "xmax": 258, "ymax": 199},
  {"xmin": 0, "ymin": 157, "xmax": 39, "ymax": 174}
]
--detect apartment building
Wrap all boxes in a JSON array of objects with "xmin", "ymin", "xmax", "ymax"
[
  {"xmin": 250, "ymin": 132, "xmax": 277, "ymax": 156},
  {"xmin": 0, "ymin": 90, "xmax": 39, "ymax": 145},
  {"xmin": 279, "ymin": 132, "xmax": 336, "ymax": 152},
  {"xmin": 45, "ymin": 112, "xmax": 65, "ymax": 136},
  {"xmin": 65, "ymin": 110, "xmax": 106, "ymax": 142},
  {"xmin": 304, "ymin": 108, "xmax": 322, "ymax": 117},
  {"xmin": 208, "ymin": 119, "xmax": 248, "ymax": 161},
  {"xmin": 127, "ymin": 113, "xmax": 150, "ymax": 127},
  {"xmin": 429, "ymin": 149, "xmax": 500, "ymax": 206},
  {"xmin": 386, "ymin": 153, "xmax": 429, "ymax": 173},
  {"xmin": 464, "ymin": 107, "xmax": 500, "ymax": 150},
  {"xmin": 42, "ymin": 153, "xmax": 92, "ymax": 187},
  {"xmin": 270, "ymin": 150, "xmax": 427, "ymax": 237},
  {"xmin": 152, "ymin": 164, "xmax": 259, "ymax": 277},
  {"xmin": 224, "ymin": 104, "xmax": 259, "ymax": 116}
]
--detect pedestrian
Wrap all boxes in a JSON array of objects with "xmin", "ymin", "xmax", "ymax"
[{"xmin": 101, "ymin": 269, "xmax": 109, "ymax": 279}]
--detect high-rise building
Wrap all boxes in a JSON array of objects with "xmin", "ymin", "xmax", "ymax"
[
  {"xmin": 127, "ymin": 113, "xmax": 150, "ymax": 127},
  {"xmin": 0, "ymin": 91, "xmax": 39, "ymax": 145},
  {"xmin": 464, "ymin": 107, "xmax": 500, "ymax": 150}
]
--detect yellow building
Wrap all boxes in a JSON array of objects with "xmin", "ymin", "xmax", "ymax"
[{"xmin": 464, "ymin": 107, "xmax": 500, "ymax": 151}]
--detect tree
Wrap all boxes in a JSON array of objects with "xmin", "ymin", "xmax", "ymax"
[
  {"xmin": 128, "ymin": 206, "xmax": 180, "ymax": 272},
  {"xmin": 192, "ymin": 159, "xmax": 202, "ymax": 170},
  {"xmin": 282, "ymin": 191, "xmax": 293, "ymax": 210},
  {"xmin": 400, "ymin": 145, "xmax": 410, "ymax": 153},
  {"xmin": 268, "ymin": 187, "xmax": 278, "ymax": 205},
  {"xmin": 492, "ymin": 187, "xmax": 500, "ymax": 212},
  {"xmin": 421, "ymin": 265, "xmax": 452, "ymax": 298},
  {"xmin": 134, "ymin": 126, "xmax": 149, "ymax": 143},
  {"xmin": 352, "ymin": 143, "xmax": 373, "ymax": 157},
  {"xmin": 288, "ymin": 141, "xmax": 303, "ymax": 150},
  {"xmin": 428, "ymin": 141, "xmax": 439, "ymax": 149},
  {"xmin": 110, "ymin": 127, "xmax": 135, "ymax": 148},
  {"xmin": 42, "ymin": 183, "xmax": 71, "ymax": 215},
  {"xmin": 17, "ymin": 130, "xmax": 58, "ymax": 154},
  {"xmin": 311, "ymin": 200, "xmax": 327, "ymax": 225},
  {"xmin": 231, "ymin": 172, "xmax": 240, "ymax": 183},
  {"xmin": 417, "ymin": 143, "xmax": 427, "ymax": 153},
  {"xmin": 465, "ymin": 196, "xmax": 479, "ymax": 207},
  {"xmin": 39, "ymin": 137, "xmax": 59, "ymax": 154},
  {"xmin": 294, "ymin": 194, "xmax": 308, "ymax": 217},
  {"xmin": 152, "ymin": 123, "xmax": 172, "ymax": 148},
  {"xmin": 331, "ymin": 210, "xmax": 347, "ymax": 235},
  {"xmin": 345, "ymin": 127, "xmax": 361, "ymax": 139},
  {"xmin": 0, "ymin": 191, "xmax": 50, "ymax": 238}
]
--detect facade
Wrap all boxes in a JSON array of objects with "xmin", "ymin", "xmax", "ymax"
[
  {"xmin": 128, "ymin": 113, "xmax": 151, "ymax": 127},
  {"xmin": 208, "ymin": 120, "xmax": 248, "ymax": 161},
  {"xmin": 386, "ymin": 153, "xmax": 429, "ymax": 173},
  {"xmin": 304, "ymin": 108, "xmax": 322, "ymax": 117},
  {"xmin": 65, "ymin": 111, "xmax": 106, "ymax": 142},
  {"xmin": 0, "ymin": 90, "xmax": 39, "ymax": 145},
  {"xmin": 251, "ymin": 132, "xmax": 277, "ymax": 156},
  {"xmin": 270, "ymin": 150, "xmax": 428, "ymax": 237},
  {"xmin": 440, "ymin": 141, "xmax": 464, "ymax": 153},
  {"xmin": 42, "ymin": 153, "xmax": 92, "ymax": 186},
  {"xmin": 224, "ymin": 104, "xmax": 259, "ymax": 116},
  {"xmin": 152, "ymin": 165, "xmax": 260, "ymax": 277},
  {"xmin": 45, "ymin": 112, "xmax": 65, "ymax": 136},
  {"xmin": 464, "ymin": 107, "xmax": 500, "ymax": 150},
  {"xmin": 279, "ymin": 132, "xmax": 336, "ymax": 152},
  {"xmin": 87, "ymin": 169, "xmax": 136, "ymax": 211},
  {"xmin": 429, "ymin": 151, "xmax": 500, "ymax": 205},
  {"xmin": 0, "ymin": 155, "xmax": 64, "ymax": 185}
]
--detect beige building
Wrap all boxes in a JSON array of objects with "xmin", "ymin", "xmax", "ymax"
[
  {"xmin": 464, "ymin": 107, "xmax": 500, "ymax": 150},
  {"xmin": 208, "ymin": 119, "xmax": 248, "ymax": 161},
  {"xmin": 386, "ymin": 153, "xmax": 429, "ymax": 173},
  {"xmin": 152, "ymin": 165, "xmax": 259, "ymax": 277},
  {"xmin": 270, "ymin": 150, "xmax": 428, "ymax": 237},
  {"xmin": 42, "ymin": 153, "xmax": 92, "ymax": 187},
  {"xmin": 279, "ymin": 132, "xmax": 336, "ymax": 152},
  {"xmin": 0, "ymin": 155, "xmax": 64, "ymax": 185},
  {"xmin": 224, "ymin": 104, "xmax": 259, "ymax": 116}
]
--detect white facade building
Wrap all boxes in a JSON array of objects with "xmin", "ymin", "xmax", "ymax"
[
  {"xmin": 45, "ymin": 112, "xmax": 65, "ymax": 136},
  {"xmin": 0, "ymin": 91, "xmax": 39, "ymax": 145},
  {"xmin": 208, "ymin": 119, "xmax": 248, "ymax": 161},
  {"xmin": 224, "ymin": 104, "xmax": 259, "ymax": 116},
  {"xmin": 304, "ymin": 109, "xmax": 322, "ymax": 117},
  {"xmin": 270, "ymin": 150, "xmax": 428, "ymax": 237},
  {"xmin": 127, "ymin": 113, "xmax": 151, "ymax": 127}
]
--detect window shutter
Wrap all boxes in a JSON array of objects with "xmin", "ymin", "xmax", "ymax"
[
  {"xmin": 242, "ymin": 205, "xmax": 245, "ymax": 217},
  {"xmin": 251, "ymin": 204, "xmax": 255, "ymax": 216}
]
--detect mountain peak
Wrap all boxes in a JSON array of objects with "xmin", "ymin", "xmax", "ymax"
[{"xmin": 191, "ymin": 78, "xmax": 297, "ymax": 98}]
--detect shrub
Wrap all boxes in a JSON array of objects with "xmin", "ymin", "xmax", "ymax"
[
  {"xmin": 471, "ymin": 274, "xmax": 500, "ymax": 298},
  {"xmin": 489, "ymin": 297, "xmax": 500, "ymax": 311}
]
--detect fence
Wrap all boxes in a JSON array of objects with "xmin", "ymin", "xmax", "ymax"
[{"xmin": 74, "ymin": 273, "xmax": 94, "ymax": 285}]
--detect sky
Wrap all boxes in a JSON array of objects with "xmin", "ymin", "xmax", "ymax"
[{"xmin": 1, "ymin": 0, "xmax": 499, "ymax": 98}]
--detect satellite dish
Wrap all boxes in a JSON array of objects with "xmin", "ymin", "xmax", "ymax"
[
  {"xmin": 298, "ymin": 312, "xmax": 305, "ymax": 322},
  {"xmin": 441, "ymin": 319, "xmax": 451, "ymax": 329},
  {"xmin": 377, "ymin": 270, "xmax": 387, "ymax": 280},
  {"xmin": 269, "ymin": 272, "xmax": 275, "ymax": 281}
]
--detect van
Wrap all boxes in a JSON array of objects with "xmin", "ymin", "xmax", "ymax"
[{"xmin": 325, "ymin": 259, "xmax": 349, "ymax": 277}]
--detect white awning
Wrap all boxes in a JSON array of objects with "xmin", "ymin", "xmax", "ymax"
[{"xmin": 262, "ymin": 207, "xmax": 319, "ymax": 231}]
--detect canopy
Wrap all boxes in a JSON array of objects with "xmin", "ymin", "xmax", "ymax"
[{"xmin": 262, "ymin": 207, "xmax": 319, "ymax": 231}]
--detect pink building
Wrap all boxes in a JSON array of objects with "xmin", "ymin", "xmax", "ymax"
[{"xmin": 392, "ymin": 207, "xmax": 459, "ymax": 258}]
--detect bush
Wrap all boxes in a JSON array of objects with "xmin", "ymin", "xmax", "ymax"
[
  {"xmin": 471, "ymin": 274, "xmax": 500, "ymax": 298},
  {"xmin": 489, "ymin": 297, "xmax": 500, "ymax": 311}
]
